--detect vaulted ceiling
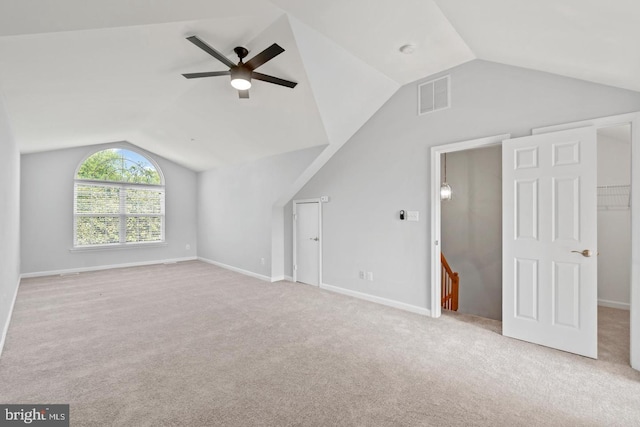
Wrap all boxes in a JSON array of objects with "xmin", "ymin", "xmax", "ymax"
[{"xmin": 0, "ymin": 0, "xmax": 638, "ymax": 171}]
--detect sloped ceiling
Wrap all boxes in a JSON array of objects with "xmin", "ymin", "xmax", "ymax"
[
  {"xmin": 0, "ymin": 0, "xmax": 638, "ymax": 171},
  {"xmin": 434, "ymin": 0, "xmax": 640, "ymax": 92}
]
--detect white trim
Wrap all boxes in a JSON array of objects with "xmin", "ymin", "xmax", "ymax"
[
  {"xmin": 292, "ymin": 199, "xmax": 323, "ymax": 286},
  {"xmin": 598, "ymin": 299, "xmax": 630, "ymax": 311},
  {"xmin": 0, "ymin": 277, "xmax": 21, "ymax": 359},
  {"xmin": 271, "ymin": 276, "xmax": 294, "ymax": 283},
  {"xmin": 198, "ymin": 257, "xmax": 272, "ymax": 282},
  {"xmin": 21, "ymin": 257, "xmax": 197, "ymax": 278},
  {"xmin": 69, "ymin": 242, "xmax": 168, "ymax": 252},
  {"xmin": 320, "ymin": 283, "xmax": 431, "ymax": 317},
  {"xmin": 532, "ymin": 112, "xmax": 640, "ymax": 135},
  {"xmin": 430, "ymin": 134, "xmax": 510, "ymax": 318}
]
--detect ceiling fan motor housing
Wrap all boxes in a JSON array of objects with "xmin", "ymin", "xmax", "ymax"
[{"xmin": 234, "ymin": 46, "xmax": 249, "ymax": 61}]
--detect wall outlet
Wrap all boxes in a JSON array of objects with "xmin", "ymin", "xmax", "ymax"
[
  {"xmin": 185, "ymin": 244, "xmax": 191, "ymax": 250},
  {"xmin": 367, "ymin": 272, "xmax": 374, "ymax": 281},
  {"xmin": 359, "ymin": 270, "xmax": 365, "ymax": 279},
  {"xmin": 407, "ymin": 211, "xmax": 419, "ymax": 222},
  {"xmin": 261, "ymin": 258, "xmax": 265, "ymax": 265}
]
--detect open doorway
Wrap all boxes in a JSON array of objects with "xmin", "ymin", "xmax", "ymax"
[
  {"xmin": 440, "ymin": 145, "xmax": 502, "ymax": 320},
  {"xmin": 597, "ymin": 124, "xmax": 632, "ymax": 363}
]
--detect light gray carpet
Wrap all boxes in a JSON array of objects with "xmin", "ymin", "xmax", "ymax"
[{"xmin": 1, "ymin": 261, "xmax": 639, "ymax": 426}]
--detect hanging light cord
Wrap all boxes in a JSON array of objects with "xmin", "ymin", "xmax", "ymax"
[{"xmin": 444, "ymin": 153, "xmax": 447, "ymax": 182}]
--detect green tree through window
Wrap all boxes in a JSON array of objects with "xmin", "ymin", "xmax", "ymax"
[
  {"xmin": 77, "ymin": 149, "xmax": 161, "ymax": 184},
  {"xmin": 74, "ymin": 149, "xmax": 164, "ymax": 247}
]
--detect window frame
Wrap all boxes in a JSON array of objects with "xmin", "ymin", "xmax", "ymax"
[{"xmin": 73, "ymin": 148, "xmax": 166, "ymax": 249}]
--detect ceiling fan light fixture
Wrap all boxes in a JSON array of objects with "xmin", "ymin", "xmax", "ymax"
[{"xmin": 230, "ymin": 67, "xmax": 252, "ymax": 90}]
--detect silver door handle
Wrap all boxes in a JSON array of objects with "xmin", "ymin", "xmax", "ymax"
[
  {"xmin": 571, "ymin": 250, "xmax": 593, "ymax": 257},
  {"xmin": 309, "ymin": 237, "xmax": 319, "ymax": 241}
]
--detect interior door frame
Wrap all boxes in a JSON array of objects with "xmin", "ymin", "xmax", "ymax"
[
  {"xmin": 532, "ymin": 111, "xmax": 640, "ymax": 370},
  {"xmin": 429, "ymin": 134, "xmax": 511, "ymax": 318},
  {"xmin": 292, "ymin": 198, "xmax": 323, "ymax": 286}
]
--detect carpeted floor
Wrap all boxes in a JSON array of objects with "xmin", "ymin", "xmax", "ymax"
[{"xmin": 1, "ymin": 260, "xmax": 638, "ymax": 426}]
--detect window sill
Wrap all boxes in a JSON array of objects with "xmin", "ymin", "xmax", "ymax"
[{"xmin": 69, "ymin": 242, "xmax": 168, "ymax": 252}]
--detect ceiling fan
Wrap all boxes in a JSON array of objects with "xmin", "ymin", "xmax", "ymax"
[{"xmin": 182, "ymin": 36, "xmax": 297, "ymax": 99}]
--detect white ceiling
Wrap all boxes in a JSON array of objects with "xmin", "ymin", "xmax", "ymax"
[{"xmin": 0, "ymin": 0, "xmax": 639, "ymax": 171}]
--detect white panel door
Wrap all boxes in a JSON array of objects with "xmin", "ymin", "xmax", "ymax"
[
  {"xmin": 503, "ymin": 127, "xmax": 598, "ymax": 358},
  {"xmin": 295, "ymin": 202, "xmax": 320, "ymax": 286}
]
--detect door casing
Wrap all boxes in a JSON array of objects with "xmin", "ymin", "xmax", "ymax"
[{"xmin": 430, "ymin": 134, "xmax": 510, "ymax": 318}]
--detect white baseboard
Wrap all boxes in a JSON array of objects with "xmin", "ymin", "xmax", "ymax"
[
  {"xmin": 198, "ymin": 257, "xmax": 272, "ymax": 282},
  {"xmin": 20, "ymin": 257, "xmax": 198, "ymax": 278},
  {"xmin": 598, "ymin": 299, "xmax": 630, "ymax": 310},
  {"xmin": 270, "ymin": 275, "xmax": 294, "ymax": 283},
  {"xmin": 320, "ymin": 283, "xmax": 432, "ymax": 317},
  {"xmin": 0, "ymin": 277, "xmax": 21, "ymax": 359}
]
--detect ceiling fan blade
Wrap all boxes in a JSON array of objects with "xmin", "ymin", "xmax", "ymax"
[
  {"xmin": 252, "ymin": 72, "xmax": 297, "ymax": 88},
  {"xmin": 182, "ymin": 71, "xmax": 231, "ymax": 79},
  {"xmin": 238, "ymin": 90, "xmax": 249, "ymax": 99},
  {"xmin": 245, "ymin": 43, "xmax": 285, "ymax": 70},
  {"xmin": 186, "ymin": 36, "xmax": 236, "ymax": 69}
]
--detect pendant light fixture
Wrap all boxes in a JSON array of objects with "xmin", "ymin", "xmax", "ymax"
[{"xmin": 441, "ymin": 153, "xmax": 452, "ymax": 201}]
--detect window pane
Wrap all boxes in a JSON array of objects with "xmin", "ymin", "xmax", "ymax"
[
  {"xmin": 77, "ymin": 149, "xmax": 161, "ymax": 184},
  {"xmin": 126, "ymin": 217, "xmax": 163, "ymax": 242},
  {"xmin": 76, "ymin": 217, "xmax": 120, "ymax": 245},
  {"xmin": 75, "ymin": 185, "xmax": 120, "ymax": 214},
  {"xmin": 126, "ymin": 188, "xmax": 163, "ymax": 214}
]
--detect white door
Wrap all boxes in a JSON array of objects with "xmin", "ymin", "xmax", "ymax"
[
  {"xmin": 503, "ymin": 127, "xmax": 598, "ymax": 358},
  {"xmin": 295, "ymin": 202, "xmax": 320, "ymax": 286}
]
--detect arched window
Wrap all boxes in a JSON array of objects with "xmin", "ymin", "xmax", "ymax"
[{"xmin": 73, "ymin": 148, "xmax": 165, "ymax": 247}]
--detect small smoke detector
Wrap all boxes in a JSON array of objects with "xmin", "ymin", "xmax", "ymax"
[{"xmin": 399, "ymin": 44, "xmax": 416, "ymax": 54}]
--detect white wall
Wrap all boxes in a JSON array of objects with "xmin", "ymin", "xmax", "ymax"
[
  {"xmin": 597, "ymin": 128, "xmax": 632, "ymax": 308},
  {"xmin": 0, "ymin": 96, "xmax": 20, "ymax": 355},
  {"xmin": 287, "ymin": 59, "xmax": 640, "ymax": 311},
  {"xmin": 20, "ymin": 142, "xmax": 198, "ymax": 275},
  {"xmin": 441, "ymin": 146, "xmax": 502, "ymax": 320},
  {"xmin": 198, "ymin": 146, "xmax": 325, "ymax": 279}
]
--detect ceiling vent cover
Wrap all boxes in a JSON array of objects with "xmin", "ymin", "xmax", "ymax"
[{"xmin": 418, "ymin": 75, "xmax": 450, "ymax": 115}]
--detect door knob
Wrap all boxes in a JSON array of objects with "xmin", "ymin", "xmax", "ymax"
[
  {"xmin": 310, "ymin": 237, "xmax": 319, "ymax": 241},
  {"xmin": 571, "ymin": 249, "xmax": 593, "ymax": 257}
]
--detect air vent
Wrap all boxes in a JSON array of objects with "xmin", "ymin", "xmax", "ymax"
[{"xmin": 418, "ymin": 75, "xmax": 450, "ymax": 115}]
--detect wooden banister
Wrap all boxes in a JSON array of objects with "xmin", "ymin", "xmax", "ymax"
[{"xmin": 441, "ymin": 253, "xmax": 459, "ymax": 311}]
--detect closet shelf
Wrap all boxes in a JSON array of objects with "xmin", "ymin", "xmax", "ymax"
[{"xmin": 597, "ymin": 185, "xmax": 630, "ymax": 210}]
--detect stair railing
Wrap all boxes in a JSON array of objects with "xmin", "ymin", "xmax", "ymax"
[{"xmin": 441, "ymin": 253, "xmax": 459, "ymax": 311}]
